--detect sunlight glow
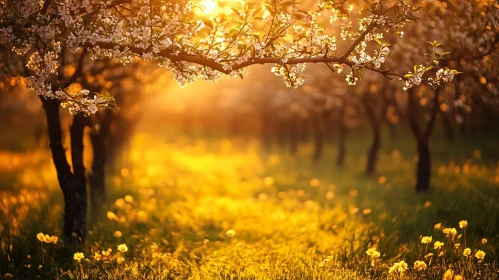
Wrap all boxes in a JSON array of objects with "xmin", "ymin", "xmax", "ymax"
[{"xmin": 195, "ymin": 0, "xmax": 218, "ymax": 16}]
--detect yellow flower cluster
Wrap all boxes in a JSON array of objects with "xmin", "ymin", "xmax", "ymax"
[
  {"xmin": 442, "ymin": 227, "xmax": 457, "ymax": 237},
  {"xmin": 458, "ymin": 220, "xmax": 467, "ymax": 229},
  {"xmin": 421, "ymin": 236, "xmax": 432, "ymax": 244},
  {"xmin": 73, "ymin": 252, "xmax": 84, "ymax": 262},
  {"xmin": 107, "ymin": 211, "xmax": 119, "ymax": 221},
  {"xmin": 102, "ymin": 248, "xmax": 112, "ymax": 257},
  {"xmin": 434, "ymin": 241, "xmax": 444, "ymax": 249},
  {"xmin": 93, "ymin": 252, "xmax": 102, "ymax": 261},
  {"xmin": 365, "ymin": 248, "xmax": 380, "ymax": 259},
  {"xmin": 475, "ymin": 250, "xmax": 485, "ymax": 260},
  {"xmin": 118, "ymin": 244, "xmax": 128, "ymax": 253},
  {"xmin": 463, "ymin": 248, "xmax": 471, "ymax": 257},
  {"xmin": 94, "ymin": 248, "xmax": 115, "ymax": 262},
  {"xmin": 388, "ymin": 261, "xmax": 408, "ymax": 274},
  {"xmin": 124, "ymin": 195, "xmax": 134, "ymax": 203},
  {"xmin": 442, "ymin": 269, "xmax": 464, "ymax": 280},
  {"xmin": 413, "ymin": 260, "xmax": 427, "ymax": 271},
  {"xmin": 226, "ymin": 229, "xmax": 236, "ymax": 237},
  {"xmin": 36, "ymin": 232, "xmax": 58, "ymax": 244},
  {"xmin": 443, "ymin": 269, "xmax": 454, "ymax": 280}
]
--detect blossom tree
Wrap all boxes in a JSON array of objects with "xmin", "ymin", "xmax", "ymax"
[
  {"xmin": 0, "ymin": 0, "xmax": 460, "ymax": 242},
  {"xmin": 386, "ymin": 0, "xmax": 498, "ymax": 192}
]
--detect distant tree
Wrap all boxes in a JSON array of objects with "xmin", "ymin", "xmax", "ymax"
[{"xmin": 387, "ymin": 0, "xmax": 498, "ymax": 192}]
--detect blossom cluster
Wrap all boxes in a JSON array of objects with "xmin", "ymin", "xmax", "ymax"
[{"xmin": 0, "ymin": 0, "xmax": 429, "ymax": 114}]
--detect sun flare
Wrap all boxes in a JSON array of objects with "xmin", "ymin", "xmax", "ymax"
[{"xmin": 195, "ymin": 0, "xmax": 218, "ymax": 16}]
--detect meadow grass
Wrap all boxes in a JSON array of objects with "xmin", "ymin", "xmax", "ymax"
[{"xmin": 0, "ymin": 132, "xmax": 498, "ymax": 279}]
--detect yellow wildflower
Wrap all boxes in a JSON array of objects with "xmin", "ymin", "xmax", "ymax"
[
  {"xmin": 117, "ymin": 256, "xmax": 125, "ymax": 264},
  {"xmin": 42, "ymin": 234, "xmax": 52, "ymax": 243},
  {"xmin": 36, "ymin": 233, "xmax": 44, "ymax": 242},
  {"xmin": 424, "ymin": 253, "xmax": 434, "ymax": 259},
  {"xmin": 434, "ymin": 223, "xmax": 442, "ymax": 230},
  {"xmin": 310, "ymin": 178, "xmax": 320, "ymax": 187},
  {"xmin": 443, "ymin": 228, "xmax": 457, "ymax": 237},
  {"xmin": 102, "ymin": 249, "xmax": 112, "ymax": 257},
  {"xmin": 482, "ymin": 238, "xmax": 487, "ymax": 244},
  {"xmin": 107, "ymin": 211, "xmax": 119, "ymax": 221},
  {"xmin": 377, "ymin": 176, "xmax": 387, "ymax": 184},
  {"xmin": 93, "ymin": 252, "xmax": 102, "ymax": 261},
  {"xmin": 226, "ymin": 229, "xmax": 236, "ymax": 237},
  {"xmin": 459, "ymin": 220, "xmax": 467, "ymax": 229},
  {"xmin": 136, "ymin": 210, "xmax": 147, "ymax": 221},
  {"xmin": 443, "ymin": 269, "xmax": 454, "ymax": 280},
  {"xmin": 325, "ymin": 190, "xmax": 334, "ymax": 200},
  {"xmin": 118, "ymin": 244, "xmax": 128, "ymax": 253},
  {"xmin": 113, "ymin": 231, "xmax": 122, "ymax": 238},
  {"xmin": 366, "ymin": 248, "xmax": 380, "ymax": 259},
  {"xmin": 463, "ymin": 248, "xmax": 471, "ymax": 257},
  {"xmin": 454, "ymin": 243, "xmax": 460, "ymax": 248},
  {"xmin": 454, "ymin": 276, "xmax": 463, "ymax": 280},
  {"xmin": 114, "ymin": 198, "xmax": 126, "ymax": 209},
  {"xmin": 73, "ymin": 252, "xmax": 84, "ymax": 262},
  {"xmin": 124, "ymin": 195, "xmax": 134, "ymax": 203},
  {"xmin": 434, "ymin": 241, "xmax": 444, "ymax": 249},
  {"xmin": 37, "ymin": 233, "xmax": 58, "ymax": 244},
  {"xmin": 413, "ymin": 260, "xmax": 427, "ymax": 271},
  {"xmin": 388, "ymin": 261, "xmax": 408, "ymax": 274},
  {"xmin": 475, "ymin": 250, "xmax": 485, "ymax": 260},
  {"xmin": 421, "ymin": 236, "xmax": 432, "ymax": 244}
]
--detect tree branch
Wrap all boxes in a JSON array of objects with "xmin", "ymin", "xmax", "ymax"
[
  {"xmin": 90, "ymin": 42, "xmax": 349, "ymax": 74},
  {"xmin": 407, "ymin": 88, "xmax": 423, "ymax": 140},
  {"xmin": 62, "ymin": 48, "xmax": 87, "ymax": 88}
]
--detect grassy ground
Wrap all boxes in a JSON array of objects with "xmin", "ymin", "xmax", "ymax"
[{"xmin": 0, "ymin": 131, "xmax": 498, "ymax": 279}]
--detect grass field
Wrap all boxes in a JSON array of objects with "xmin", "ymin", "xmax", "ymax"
[{"xmin": 0, "ymin": 130, "xmax": 498, "ymax": 279}]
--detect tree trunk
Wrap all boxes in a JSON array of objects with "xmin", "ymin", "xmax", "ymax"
[
  {"xmin": 336, "ymin": 107, "xmax": 346, "ymax": 167},
  {"xmin": 261, "ymin": 113, "xmax": 272, "ymax": 151},
  {"xmin": 407, "ymin": 88, "xmax": 438, "ymax": 193},
  {"xmin": 388, "ymin": 122, "xmax": 397, "ymax": 140},
  {"xmin": 362, "ymin": 94, "xmax": 383, "ymax": 176},
  {"xmin": 89, "ymin": 132, "xmax": 106, "ymax": 211},
  {"xmin": 69, "ymin": 113, "xmax": 87, "ymax": 243},
  {"xmin": 366, "ymin": 128, "xmax": 380, "ymax": 176},
  {"xmin": 441, "ymin": 113, "xmax": 455, "ymax": 142},
  {"xmin": 312, "ymin": 114, "xmax": 324, "ymax": 162},
  {"xmin": 88, "ymin": 111, "xmax": 113, "ymax": 211},
  {"xmin": 40, "ymin": 97, "xmax": 87, "ymax": 243},
  {"xmin": 416, "ymin": 137, "xmax": 431, "ymax": 192},
  {"xmin": 298, "ymin": 117, "xmax": 309, "ymax": 143},
  {"xmin": 289, "ymin": 115, "xmax": 298, "ymax": 155},
  {"xmin": 277, "ymin": 119, "xmax": 287, "ymax": 148}
]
